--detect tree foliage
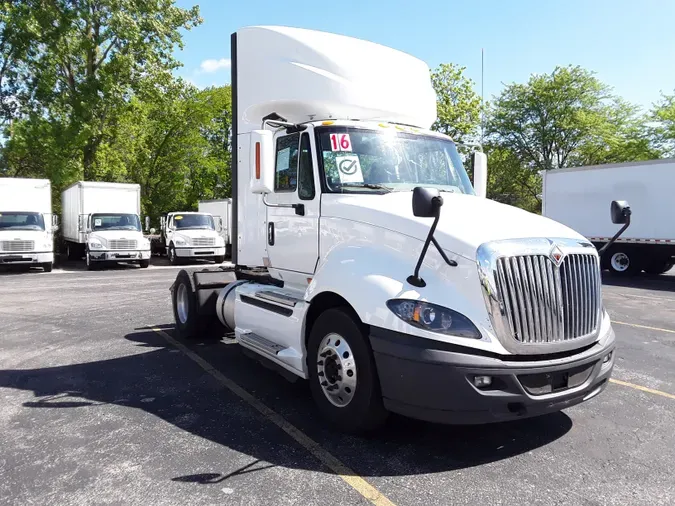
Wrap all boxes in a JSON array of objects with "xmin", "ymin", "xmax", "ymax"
[
  {"xmin": 430, "ymin": 63, "xmax": 481, "ymax": 143},
  {"xmin": 652, "ymin": 91, "xmax": 675, "ymax": 157}
]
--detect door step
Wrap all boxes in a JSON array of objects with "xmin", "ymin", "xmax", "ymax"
[
  {"xmin": 239, "ymin": 332, "xmax": 286, "ymax": 356},
  {"xmin": 255, "ymin": 290, "xmax": 302, "ymax": 307}
]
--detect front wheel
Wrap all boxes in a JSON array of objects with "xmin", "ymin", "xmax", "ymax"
[
  {"xmin": 168, "ymin": 244, "xmax": 180, "ymax": 265},
  {"xmin": 139, "ymin": 259, "xmax": 149, "ymax": 269},
  {"xmin": 644, "ymin": 259, "xmax": 674, "ymax": 275},
  {"xmin": 307, "ymin": 308, "xmax": 388, "ymax": 433},
  {"xmin": 86, "ymin": 251, "xmax": 97, "ymax": 271},
  {"xmin": 42, "ymin": 262, "xmax": 53, "ymax": 273},
  {"xmin": 213, "ymin": 255, "xmax": 225, "ymax": 264}
]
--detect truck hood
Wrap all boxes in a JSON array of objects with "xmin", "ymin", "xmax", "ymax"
[
  {"xmin": 0, "ymin": 229, "xmax": 49, "ymax": 243},
  {"xmin": 90, "ymin": 230, "xmax": 146, "ymax": 245},
  {"xmin": 171, "ymin": 229, "xmax": 219, "ymax": 240},
  {"xmin": 322, "ymin": 192, "xmax": 587, "ymax": 260}
]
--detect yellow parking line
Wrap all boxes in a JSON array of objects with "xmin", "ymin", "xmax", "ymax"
[
  {"xmin": 612, "ymin": 320, "xmax": 675, "ymax": 334},
  {"xmin": 609, "ymin": 379, "xmax": 675, "ymax": 401},
  {"xmin": 150, "ymin": 327, "xmax": 395, "ymax": 506}
]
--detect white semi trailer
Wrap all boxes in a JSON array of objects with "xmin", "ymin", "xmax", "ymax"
[
  {"xmin": 542, "ymin": 159, "xmax": 675, "ymax": 276},
  {"xmin": 171, "ymin": 26, "xmax": 628, "ymax": 433},
  {"xmin": 0, "ymin": 177, "xmax": 57, "ymax": 272},
  {"xmin": 198, "ymin": 199, "xmax": 232, "ymax": 257},
  {"xmin": 62, "ymin": 181, "xmax": 151, "ymax": 270}
]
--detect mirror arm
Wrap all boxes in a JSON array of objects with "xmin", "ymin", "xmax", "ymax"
[
  {"xmin": 597, "ymin": 215, "xmax": 631, "ymax": 257},
  {"xmin": 262, "ymin": 194, "xmax": 305, "ymax": 216},
  {"xmin": 408, "ymin": 212, "xmax": 441, "ymax": 288},
  {"xmin": 431, "ymin": 237, "xmax": 458, "ymax": 267}
]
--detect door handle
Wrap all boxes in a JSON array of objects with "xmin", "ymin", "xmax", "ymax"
[{"xmin": 268, "ymin": 222, "xmax": 275, "ymax": 246}]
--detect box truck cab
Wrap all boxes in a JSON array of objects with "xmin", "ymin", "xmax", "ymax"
[
  {"xmin": 62, "ymin": 182, "xmax": 151, "ymax": 270},
  {"xmin": 171, "ymin": 26, "xmax": 624, "ymax": 433},
  {"xmin": 0, "ymin": 178, "xmax": 56, "ymax": 272},
  {"xmin": 160, "ymin": 211, "xmax": 226, "ymax": 265}
]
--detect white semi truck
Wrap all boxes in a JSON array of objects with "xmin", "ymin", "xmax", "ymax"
[
  {"xmin": 0, "ymin": 177, "xmax": 57, "ymax": 272},
  {"xmin": 171, "ymin": 26, "xmax": 628, "ymax": 433},
  {"xmin": 198, "ymin": 199, "xmax": 233, "ymax": 257},
  {"xmin": 62, "ymin": 181, "xmax": 151, "ymax": 270},
  {"xmin": 542, "ymin": 159, "xmax": 675, "ymax": 276},
  {"xmin": 158, "ymin": 211, "xmax": 226, "ymax": 265}
]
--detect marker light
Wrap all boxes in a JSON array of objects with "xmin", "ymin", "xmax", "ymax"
[{"xmin": 386, "ymin": 300, "xmax": 481, "ymax": 339}]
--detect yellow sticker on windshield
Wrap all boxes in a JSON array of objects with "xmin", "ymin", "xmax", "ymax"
[{"xmin": 175, "ymin": 215, "xmax": 183, "ymax": 220}]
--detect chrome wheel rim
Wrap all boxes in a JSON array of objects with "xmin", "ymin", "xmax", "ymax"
[
  {"xmin": 611, "ymin": 252, "xmax": 629, "ymax": 272},
  {"xmin": 176, "ymin": 283, "xmax": 189, "ymax": 324},
  {"xmin": 317, "ymin": 333, "xmax": 357, "ymax": 407}
]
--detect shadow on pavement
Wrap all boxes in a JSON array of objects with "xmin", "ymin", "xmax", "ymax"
[
  {"xmin": 602, "ymin": 270, "xmax": 675, "ymax": 293},
  {"xmin": 0, "ymin": 326, "xmax": 573, "ymax": 478}
]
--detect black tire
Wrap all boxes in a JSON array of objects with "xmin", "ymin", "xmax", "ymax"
[
  {"xmin": 644, "ymin": 259, "xmax": 674, "ymax": 275},
  {"xmin": 139, "ymin": 259, "xmax": 150, "ymax": 269},
  {"xmin": 307, "ymin": 307, "xmax": 388, "ymax": 433},
  {"xmin": 213, "ymin": 255, "xmax": 225, "ymax": 264},
  {"xmin": 606, "ymin": 247, "xmax": 639, "ymax": 276},
  {"xmin": 67, "ymin": 244, "xmax": 78, "ymax": 261},
  {"xmin": 85, "ymin": 251, "xmax": 97, "ymax": 271},
  {"xmin": 42, "ymin": 262, "xmax": 53, "ymax": 273},
  {"xmin": 172, "ymin": 270, "xmax": 224, "ymax": 340},
  {"xmin": 168, "ymin": 243, "xmax": 180, "ymax": 265}
]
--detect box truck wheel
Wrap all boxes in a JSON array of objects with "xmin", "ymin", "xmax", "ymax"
[
  {"xmin": 85, "ymin": 251, "xmax": 98, "ymax": 271},
  {"xmin": 307, "ymin": 308, "xmax": 388, "ymax": 433},
  {"xmin": 168, "ymin": 244, "xmax": 180, "ymax": 265},
  {"xmin": 644, "ymin": 259, "xmax": 674, "ymax": 275},
  {"xmin": 172, "ymin": 270, "xmax": 224, "ymax": 340},
  {"xmin": 139, "ymin": 259, "xmax": 149, "ymax": 268},
  {"xmin": 606, "ymin": 248, "xmax": 638, "ymax": 276},
  {"xmin": 213, "ymin": 255, "xmax": 225, "ymax": 264},
  {"xmin": 42, "ymin": 262, "xmax": 53, "ymax": 273}
]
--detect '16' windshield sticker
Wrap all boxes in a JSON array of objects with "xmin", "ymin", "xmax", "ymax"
[
  {"xmin": 335, "ymin": 155, "xmax": 363, "ymax": 183},
  {"xmin": 329, "ymin": 133, "xmax": 352, "ymax": 152},
  {"xmin": 94, "ymin": 219, "xmax": 102, "ymax": 226}
]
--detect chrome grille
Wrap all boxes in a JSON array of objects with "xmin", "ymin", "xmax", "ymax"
[
  {"xmin": 0, "ymin": 240, "xmax": 34, "ymax": 252},
  {"xmin": 192, "ymin": 237, "xmax": 215, "ymax": 247},
  {"xmin": 495, "ymin": 253, "xmax": 601, "ymax": 343},
  {"xmin": 109, "ymin": 239, "xmax": 137, "ymax": 250}
]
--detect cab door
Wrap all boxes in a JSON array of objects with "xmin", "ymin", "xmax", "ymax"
[{"xmin": 265, "ymin": 131, "xmax": 320, "ymax": 277}]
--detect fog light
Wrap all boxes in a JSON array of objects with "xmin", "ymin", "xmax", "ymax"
[
  {"xmin": 603, "ymin": 351, "xmax": 613, "ymax": 364},
  {"xmin": 473, "ymin": 375, "xmax": 492, "ymax": 388}
]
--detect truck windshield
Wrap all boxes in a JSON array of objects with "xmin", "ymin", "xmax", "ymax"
[
  {"xmin": 317, "ymin": 127, "xmax": 475, "ymax": 194},
  {"xmin": 91, "ymin": 214, "xmax": 141, "ymax": 231},
  {"xmin": 173, "ymin": 214, "xmax": 214, "ymax": 230},
  {"xmin": 0, "ymin": 212, "xmax": 45, "ymax": 231}
]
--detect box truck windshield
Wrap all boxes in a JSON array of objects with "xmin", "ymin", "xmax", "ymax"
[
  {"xmin": 173, "ymin": 214, "xmax": 215, "ymax": 230},
  {"xmin": 316, "ymin": 128, "xmax": 474, "ymax": 194},
  {"xmin": 91, "ymin": 213, "xmax": 141, "ymax": 231},
  {"xmin": 0, "ymin": 212, "xmax": 46, "ymax": 231}
]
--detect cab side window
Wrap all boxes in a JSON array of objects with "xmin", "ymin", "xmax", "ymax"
[
  {"xmin": 275, "ymin": 134, "xmax": 300, "ymax": 192},
  {"xmin": 298, "ymin": 133, "xmax": 315, "ymax": 200}
]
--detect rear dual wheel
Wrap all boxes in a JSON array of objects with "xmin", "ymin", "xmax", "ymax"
[{"xmin": 172, "ymin": 270, "xmax": 224, "ymax": 340}]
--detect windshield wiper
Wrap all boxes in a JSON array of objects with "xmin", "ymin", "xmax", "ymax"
[{"xmin": 336, "ymin": 183, "xmax": 393, "ymax": 192}]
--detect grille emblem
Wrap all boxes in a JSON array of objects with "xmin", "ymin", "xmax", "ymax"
[{"xmin": 549, "ymin": 245, "xmax": 564, "ymax": 266}]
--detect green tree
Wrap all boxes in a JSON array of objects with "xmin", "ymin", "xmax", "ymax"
[
  {"xmin": 652, "ymin": 91, "xmax": 675, "ymax": 157},
  {"xmin": 430, "ymin": 63, "xmax": 481, "ymax": 143},
  {"xmin": 8, "ymin": 0, "xmax": 201, "ymax": 179}
]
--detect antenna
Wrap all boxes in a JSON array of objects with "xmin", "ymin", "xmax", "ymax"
[{"xmin": 481, "ymin": 48, "xmax": 484, "ymax": 146}]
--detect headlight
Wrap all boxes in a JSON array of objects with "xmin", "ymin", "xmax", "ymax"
[
  {"xmin": 89, "ymin": 240, "xmax": 103, "ymax": 249},
  {"xmin": 386, "ymin": 299, "xmax": 482, "ymax": 339},
  {"xmin": 140, "ymin": 239, "xmax": 150, "ymax": 248},
  {"xmin": 174, "ymin": 237, "xmax": 187, "ymax": 246}
]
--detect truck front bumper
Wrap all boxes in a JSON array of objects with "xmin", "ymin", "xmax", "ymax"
[
  {"xmin": 0, "ymin": 251, "xmax": 53, "ymax": 265},
  {"xmin": 88, "ymin": 250, "xmax": 150, "ymax": 262},
  {"xmin": 174, "ymin": 246, "xmax": 225, "ymax": 258},
  {"xmin": 370, "ymin": 325, "xmax": 615, "ymax": 424}
]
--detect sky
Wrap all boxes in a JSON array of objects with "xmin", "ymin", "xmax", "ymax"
[{"xmin": 175, "ymin": 0, "xmax": 675, "ymax": 111}]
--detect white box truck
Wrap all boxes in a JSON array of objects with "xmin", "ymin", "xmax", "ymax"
[
  {"xmin": 0, "ymin": 177, "xmax": 57, "ymax": 272},
  {"xmin": 61, "ymin": 181, "xmax": 151, "ymax": 270},
  {"xmin": 169, "ymin": 26, "xmax": 627, "ymax": 433},
  {"xmin": 542, "ymin": 159, "xmax": 675, "ymax": 276},
  {"xmin": 198, "ymin": 199, "xmax": 232, "ymax": 257},
  {"xmin": 157, "ymin": 211, "xmax": 226, "ymax": 265}
]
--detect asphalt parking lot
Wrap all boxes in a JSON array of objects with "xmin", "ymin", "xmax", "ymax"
[{"xmin": 1, "ymin": 262, "xmax": 674, "ymax": 506}]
